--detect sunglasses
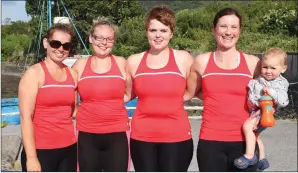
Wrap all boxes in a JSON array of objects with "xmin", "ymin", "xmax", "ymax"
[{"xmin": 48, "ymin": 40, "xmax": 72, "ymax": 51}]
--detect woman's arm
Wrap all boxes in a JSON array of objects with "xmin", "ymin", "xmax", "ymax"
[
  {"xmin": 124, "ymin": 59, "xmax": 136, "ymax": 103},
  {"xmin": 184, "ymin": 54, "xmax": 204, "ymax": 101},
  {"xmin": 70, "ymin": 69, "xmax": 79, "ymax": 117},
  {"xmin": 184, "ymin": 62, "xmax": 201, "ymax": 101},
  {"xmin": 18, "ymin": 66, "xmax": 41, "ymax": 171}
]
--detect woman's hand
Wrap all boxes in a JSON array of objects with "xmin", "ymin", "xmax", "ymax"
[
  {"xmin": 26, "ymin": 156, "xmax": 41, "ymax": 172},
  {"xmin": 250, "ymin": 106, "xmax": 276, "ymax": 130}
]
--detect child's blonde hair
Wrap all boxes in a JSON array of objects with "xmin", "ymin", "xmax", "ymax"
[{"xmin": 262, "ymin": 48, "xmax": 287, "ymax": 67}]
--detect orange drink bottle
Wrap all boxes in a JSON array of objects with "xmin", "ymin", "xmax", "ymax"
[{"xmin": 259, "ymin": 93, "xmax": 275, "ymax": 127}]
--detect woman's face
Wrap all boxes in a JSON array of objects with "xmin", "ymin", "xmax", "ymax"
[
  {"xmin": 212, "ymin": 14, "xmax": 240, "ymax": 50},
  {"xmin": 146, "ymin": 19, "xmax": 173, "ymax": 51},
  {"xmin": 43, "ymin": 30, "xmax": 72, "ymax": 62},
  {"xmin": 89, "ymin": 25, "xmax": 115, "ymax": 57}
]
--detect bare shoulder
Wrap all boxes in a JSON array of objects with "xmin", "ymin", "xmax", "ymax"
[
  {"xmin": 243, "ymin": 53, "xmax": 261, "ymax": 76},
  {"xmin": 72, "ymin": 57, "xmax": 88, "ymax": 70},
  {"xmin": 19, "ymin": 63, "xmax": 42, "ymax": 86},
  {"xmin": 126, "ymin": 52, "xmax": 144, "ymax": 67},
  {"xmin": 243, "ymin": 53, "xmax": 260, "ymax": 65},
  {"xmin": 173, "ymin": 49, "xmax": 194, "ymax": 62},
  {"xmin": 194, "ymin": 52, "xmax": 211, "ymax": 66},
  {"xmin": 192, "ymin": 52, "xmax": 211, "ymax": 74},
  {"xmin": 22, "ymin": 63, "xmax": 41, "ymax": 79}
]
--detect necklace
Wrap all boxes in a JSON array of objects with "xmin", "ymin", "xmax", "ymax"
[{"xmin": 214, "ymin": 52, "xmax": 240, "ymax": 66}]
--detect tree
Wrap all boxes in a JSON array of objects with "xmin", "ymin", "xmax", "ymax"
[{"xmin": 25, "ymin": 0, "xmax": 146, "ymax": 54}]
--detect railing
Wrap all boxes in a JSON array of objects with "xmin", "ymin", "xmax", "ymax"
[{"xmin": 1, "ymin": 98, "xmax": 204, "ymax": 122}]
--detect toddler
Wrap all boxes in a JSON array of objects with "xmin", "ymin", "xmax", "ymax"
[{"xmin": 234, "ymin": 48, "xmax": 289, "ymax": 170}]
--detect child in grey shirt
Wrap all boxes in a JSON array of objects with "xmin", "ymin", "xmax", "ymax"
[{"xmin": 234, "ymin": 48, "xmax": 289, "ymax": 170}]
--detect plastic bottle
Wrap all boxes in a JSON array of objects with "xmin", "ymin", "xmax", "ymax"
[{"xmin": 259, "ymin": 93, "xmax": 275, "ymax": 127}]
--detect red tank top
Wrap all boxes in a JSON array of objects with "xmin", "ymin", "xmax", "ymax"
[
  {"xmin": 76, "ymin": 56, "xmax": 129, "ymax": 133},
  {"xmin": 200, "ymin": 52, "xmax": 252, "ymax": 141},
  {"xmin": 33, "ymin": 61, "xmax": 76, "ymax": 149},
  {"xmin": 131, "ymin": 48, "xmax": 192, "ymax": 142}
]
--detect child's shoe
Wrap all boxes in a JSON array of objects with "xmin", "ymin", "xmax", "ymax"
[
  {"xmin": 258, "ymin": 158, "xmax": 270, "ymax": 171},
  {"xmin": 234, "ymin": 154, "xmax": 258, "ymax": 169}
]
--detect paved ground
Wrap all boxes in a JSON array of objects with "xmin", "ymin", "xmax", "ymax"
[{"xmin": 2, "ymin": 119, "xmax": 297, "ymax": 172}]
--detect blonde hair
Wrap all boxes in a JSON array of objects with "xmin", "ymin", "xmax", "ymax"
[
  {"xmin": 89, "ymin": 16, "xmax": 119, "ymax": 39},
  {"xmin": 263, "ymin": 48, "xmax": 287, "ymax": 66}
]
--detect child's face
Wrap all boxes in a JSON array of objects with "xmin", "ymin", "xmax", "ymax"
[{"xmin": 261, "ymin": 57, "xmax": 286, "ymax": 81}]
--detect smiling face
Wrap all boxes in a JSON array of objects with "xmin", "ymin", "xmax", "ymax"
[
  {"xmin": 261, "ymin": 56, "xmax": 287, "ymax": 81},
  {"xmin": 89, "ymin": 25, "xmax": 115, "ymax": 57},
  {"xmin": 146, "ymin": 19, "xmax": 173, "ymax": 51},
  {"xmin": 43, "ymin": 30, "xmax": 72, "ymax": 62},
  {"xmin": 212, "ymin": 14, "xmax": 241, "ymax": 50}
]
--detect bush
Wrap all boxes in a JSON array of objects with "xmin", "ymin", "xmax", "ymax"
[
  {"xmin": 170, "ymin": 37, "xmax": 201, "ymax": 51},
  {"xmin": 237, "ymin": 31, "xmax": 297, "ymax": 54},
  {"xmin": 1, "ymin": 34, "xmax": 32, "ymax": 62},
  {"xmin": 117, "ymin": 16, "xmax": 148, "ymax": 51},
  {"xmin": 260, "ymin": 8, "xmax": 297, "ymax": 36}
]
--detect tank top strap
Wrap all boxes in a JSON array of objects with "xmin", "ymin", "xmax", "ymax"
[
  {"xmin": 202, "ymin": 52, "xmax": 216, "ymax": 76},
  {"xmin": 107, "ymin": 55, "xmax": 123, "ymax": 77},
  {"xmin": 64, "ymin": 66, "xmax": 75, "ymax": 85},
  {"xmin": 237, "ymin": 51, "xmax": 251, "ymax": 75},
  {"xmin": 80, "ymin": 56, "xmax": 93, "ymax": 78},
  {"xmin": 135, "ymin": 50, "xmax": 150, "ymax": 75},
  {"xmin": 39, "ymin": 61, "xmax": 52, "ymax": 85},
  {"xmin": 166, "ymin": 48, "xmax": 182, "ymax": 73}
]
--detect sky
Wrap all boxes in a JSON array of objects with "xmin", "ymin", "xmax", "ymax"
[{"xmin": 2, "ymin": 1, "xmax": 31, "ymax": 22}]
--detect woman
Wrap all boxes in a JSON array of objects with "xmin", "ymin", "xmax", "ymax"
[
  {"xmin": 126, "ymin": 5, "xmax": 194, "ymax": 171},
  {"xmin": 19, "ymin": 23, "xmax": 77, "ymax": 172},
  {"xmin": 185, "ymin": 8, "xmax": 261, "ymax": 171},
  {"xmin": 72, "ymin": 17, "xmax": 130, "ymax": 171}
]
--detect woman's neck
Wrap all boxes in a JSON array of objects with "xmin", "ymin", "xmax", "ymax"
[
  {"xmin": 149, "ymin": 47, "xmax": 169, "ymax": 56},
  {"xmin": 215, "ymin": 47, "xmax": 238, "ymax": 60},
  {"xmin": 44, "ymin": 57, "xmax": 65, "ymax": 69},
  {"xmin": 93, "ymin": 53, "xmax": 111, "ymax": 59}
]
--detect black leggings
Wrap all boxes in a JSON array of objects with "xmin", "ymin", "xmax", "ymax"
[
  {"xmin": 130, "ymin": 138, "xmax": 193, "ymax": 172},
  {"xmin": 78, "ymin": 131, "xmax": 129, "ymax": 172},
  {"xmin": 21, "ymin": 143, "xmax": 77, "ymax": 172},
  {"xmin": 197, "ymin": 139, "xmax": 259, "ymax": 172}
]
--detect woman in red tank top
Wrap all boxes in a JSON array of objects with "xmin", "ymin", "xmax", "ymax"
[
  {"xmin": 71, "ymin": 17, "xmax": 130, "ymax": 172},
  {"xmin": 185, "ymin": 8, "xmax": 263, "ymax": 172},
  {"xmin": 126, "ymin": 6, "xmax": 194, "ymax": 172},
  {"xmin": 19, "ymin": 24, "xmax": 77, "ymax": 172}
]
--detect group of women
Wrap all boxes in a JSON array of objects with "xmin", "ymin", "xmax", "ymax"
[{"xmin": 19, "ymin": 5, "xmax": 261, "ymax": 172}]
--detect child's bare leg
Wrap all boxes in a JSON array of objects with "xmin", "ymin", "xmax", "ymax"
[
  {"xmin": 234, "ymin": 117, "xmax": 259, "ymax": 169},
  {"xmin": 243, "ymin": 118, "xmax": 257, "ymax": 159},
  {"xmin": 257, "ymin": 137, "xmax": 265, "ymax": 160}
]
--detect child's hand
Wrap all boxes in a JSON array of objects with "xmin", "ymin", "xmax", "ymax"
[{"xmin": 263, "ymin": 87, "xmax": 271, "ymax": 95}]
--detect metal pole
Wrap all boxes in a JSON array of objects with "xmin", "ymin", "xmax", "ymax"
[{"xmin": 48, "ymin": 0, "xmax": 52, "ymax": 27}]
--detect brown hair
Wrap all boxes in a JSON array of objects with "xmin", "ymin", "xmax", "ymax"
[
  {"xmin": 263, "ymin": 48, "xmax": 288, "ymax": 66},
  {"xmin": 213, "ymin": 8, "xmax": 242, "ymax": 28},
  {"xmin": 145, "ymin": 5, "xmax": 176, "ymax": 32},
  {"xmin": 89, "ymin": 16, "xmax": 119, "ymax": 39},
  {"xmin": 46, "ymin": 23, "xmax": 75, "ymax": 40}
]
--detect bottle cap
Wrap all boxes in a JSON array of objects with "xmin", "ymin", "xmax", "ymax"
[{"xmin": 260, "ymin": 95, "xmax": 273, "ymax": 101}]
